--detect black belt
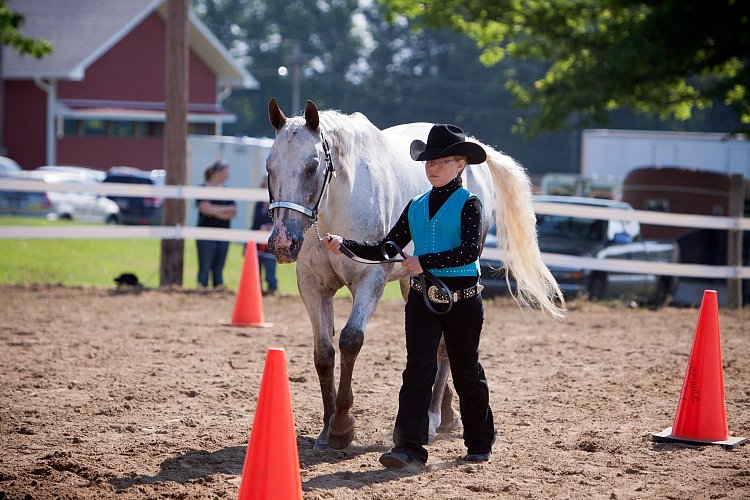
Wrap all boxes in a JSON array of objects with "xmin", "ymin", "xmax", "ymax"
[{"xmin": 410, "ymin": 278, "xmax": 483, "ymax": 304}]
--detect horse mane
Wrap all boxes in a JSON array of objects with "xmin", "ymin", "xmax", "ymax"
[{"xmin": 318, "ymin": 110, "xmax": 384, "ymax": 161}]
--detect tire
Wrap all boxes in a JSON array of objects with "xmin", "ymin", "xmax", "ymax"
[
  {"xmin": 106, "ymin": 214, "xmax": 119, "ymax": 225},
  {"xmin": 588, "ymin": 272, "xmax": 607, "ymax": 301},
  {"xmin": 648, "ymin": 277, "xmax": 672, "ymax": 309}
]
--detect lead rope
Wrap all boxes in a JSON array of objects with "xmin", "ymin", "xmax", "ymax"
[{"xmin": 317, "ymin": 226, "xmax": 454, "ymax": 314}]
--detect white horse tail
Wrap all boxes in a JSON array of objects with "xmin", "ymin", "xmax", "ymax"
[{"xmin": 485, "ymin": 149, "xmax": 566, "ymax": 318}]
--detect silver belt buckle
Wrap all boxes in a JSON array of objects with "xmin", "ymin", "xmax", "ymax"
[{"xmin": 427, "ymin": 285, "xmax": 449, "ymax": 304}]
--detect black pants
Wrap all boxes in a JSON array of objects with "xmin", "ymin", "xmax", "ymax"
[{"xmin": 391, "ymin": 289, "xmax": 496, "ymax": 462}]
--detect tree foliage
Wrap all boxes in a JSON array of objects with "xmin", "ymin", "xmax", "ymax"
[
  {"xmin": 191, "ymin": 0, "xmax": 578, "ymax": 172},
  {"xmin": 191, "ymin": 0, "xmax": 741, "ymax": 174},
  {"xmin": 0, "ymin": 1, "xmax": 52, "ymax": 57},
  {"xmin": 380, "ymin": 0, "xmax": 750, "ymax": 135}
]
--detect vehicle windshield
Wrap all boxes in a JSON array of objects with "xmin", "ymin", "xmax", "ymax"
[{"xmin": 536, "ymin": 214, "xmax": 605, "ymax": 242}]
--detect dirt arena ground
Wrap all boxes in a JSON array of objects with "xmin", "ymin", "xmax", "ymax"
[{"xmin": 1, "ymin": 284, "xmax": 749, "ymax": 499}]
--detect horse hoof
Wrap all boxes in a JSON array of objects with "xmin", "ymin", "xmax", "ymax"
[
  {"xmin": 327, "ymin": 415, "xmax": 355, "ymax": 450},
  {"xmin": 327, "ymin": 427, "xmax": 354, "ymax": 450},
  {"xmin": 437, "ymin": 418, "xmax": 463, "ymax": 433}
]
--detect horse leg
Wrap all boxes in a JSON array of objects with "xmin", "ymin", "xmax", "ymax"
[
  {"xmin": 427, "ymin": 339, "xmax": 448, "ymax": 442},
  {"xmin": 327, "ymin": 274, "xmax": 386, "ymax": 449},
  {"xmin": 398, "ymin": 276, "xmax": 410, "ymax": 300},
  {"xmin": 297, "ymin": 272, "xmax": 337, "ymax": 450},
  {"xmin": 438, "ymin": 371, "xmax": 463, "ymax": 434}
]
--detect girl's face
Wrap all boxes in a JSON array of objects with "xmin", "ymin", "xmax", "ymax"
[{"xmin": 424, "ymin": 156, "xmax": 464, "ymax": 187}]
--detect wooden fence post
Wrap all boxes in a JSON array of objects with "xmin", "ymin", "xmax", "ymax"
[
  {"xmin": 160, "ymin": 0, "xmax": 188, "ymax": 286},
  {"xmin": 727, "ymin": 173, "xmax": 744, "ymax": 309}
]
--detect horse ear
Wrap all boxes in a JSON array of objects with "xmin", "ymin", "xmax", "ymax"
[
  {"xmin": 304, "ymin": 100, "xmax": 319, "ymax": 131},
  {"xmin": 269, "ymin": 97, "xmax": 287, "ymax": 131}
]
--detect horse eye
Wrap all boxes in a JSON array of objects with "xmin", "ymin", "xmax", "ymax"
[{"xmin": 303, "ymin": 160, "xmax": 319, "ymax": 177}]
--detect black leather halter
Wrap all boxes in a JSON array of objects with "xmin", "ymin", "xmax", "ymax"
[{"xmin": 267, "ymin": 131, "xmax": 335, "ymax": 223}]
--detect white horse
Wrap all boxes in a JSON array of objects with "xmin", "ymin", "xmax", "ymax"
[{"xmin": 265, "ymin": 98, "xmax": 563, "ymax": 450}]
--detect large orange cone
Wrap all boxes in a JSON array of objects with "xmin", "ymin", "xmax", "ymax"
[
  {"xmin": 653, "ymin": 290, "xmax": 747, "ymax": 449},
  {"xmin": 237, "ymin": 347, "xmax": 302, "ymax": 500},
  {"xmin": 229, "ymin": 243, "xmax": 272, "ymax": 327}
]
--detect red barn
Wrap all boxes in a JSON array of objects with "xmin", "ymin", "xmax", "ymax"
[{"xmin": 2, "ymin": 0, "xmax": 257, "ymax": 171}]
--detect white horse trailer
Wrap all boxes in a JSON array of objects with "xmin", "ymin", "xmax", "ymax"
[{"xmin": 581, "ymin": 129, "xmax": 750, "ymax": 184}]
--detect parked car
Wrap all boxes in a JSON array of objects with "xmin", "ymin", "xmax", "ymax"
[
  {"xmin": 36, "ymin": 165, "xmax": 106, "ymax": 183},
  {"xmin": 102, "ymin": 167, "xmax": 165, "ymax": 225},
  {"xmin": 480, "ymin": 195, "xmax": 680, "ymax": 306},
  {"xmin": 0, "ymin": 171, "xmax": 121, "ymax": 223},
  {"xmin": 0, "ymin": 171, "xmax": 50, "ymax": 217},
  {"xmin": 0, "ymin": 156, "xmax": 22, "ymax": 177}
]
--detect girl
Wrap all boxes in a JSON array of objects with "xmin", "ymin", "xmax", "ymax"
[{"xmin": 324, "ymin": 124, "xmax": 495, "ymax": 469}]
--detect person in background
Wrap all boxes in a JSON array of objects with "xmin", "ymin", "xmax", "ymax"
[
  {"xmin": 252, "ymin": 176, "xmax": 278, "ymax": 295},
  {"xmin": 196, "ymin": 161, "xmax": 236, "ymax": 289}
]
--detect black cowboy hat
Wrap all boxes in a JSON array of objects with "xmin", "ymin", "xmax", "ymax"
[{"xmin": 410, "ymin": 124, "xmax": 487, "ymax": 164}]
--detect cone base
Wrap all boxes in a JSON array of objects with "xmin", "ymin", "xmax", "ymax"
[
  {"xmin": 653, "ymin": 427, "xmax": 747, "ymax": 450},
  {"xmin": 224, "ymin": 321, "xmax": 274, "ymax": 328}
]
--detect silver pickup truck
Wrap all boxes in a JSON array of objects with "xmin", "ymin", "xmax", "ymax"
[{"xmin": 480, "ymin": 195, "xmax": 680, "ymax": 306}]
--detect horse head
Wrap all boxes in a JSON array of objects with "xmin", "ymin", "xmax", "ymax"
[{"xmin": 266, "ymin": 97, "xmax": 330, "ymax": 263}]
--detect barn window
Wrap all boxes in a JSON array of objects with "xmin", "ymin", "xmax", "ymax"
[
  {"xmin": 82, "ymin": 120, "xmax": 107, "ymax": 136},
  {"xmin": 112, "ymin": 121, "xmax": 135, "ymax": 137},
  {"xmin": 188, "ymin": 122, "xmax": 215, "ymax": 135},
  {"xmin": 143, "ymin": 122, "xmax": 164, "ymax": 137}
]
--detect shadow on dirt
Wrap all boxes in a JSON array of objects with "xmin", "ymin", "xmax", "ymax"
[
  {"xmin": 109, "ymin": 446, "xmax": 246, "ymax": 491},
  {"xmin": 108, "ymin": 437, "xmax": 405, "ymax": 492},
  {"xmin": 109, "ymin": 436, "xmax": 396, "ymax": 491}
]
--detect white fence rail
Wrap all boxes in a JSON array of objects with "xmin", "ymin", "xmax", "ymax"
[{"xmin": 0, "ymin": 179, "xmax": 747, "ymax": 280}]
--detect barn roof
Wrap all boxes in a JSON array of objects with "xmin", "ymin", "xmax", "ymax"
[{"xmin": 2, "ymin": 0, "xmax": 258, "ymax": 89}]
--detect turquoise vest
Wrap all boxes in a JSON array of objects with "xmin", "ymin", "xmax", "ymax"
[{"xmin": 408, "ymin": 187, "xmax": 480, "ymax": 277}]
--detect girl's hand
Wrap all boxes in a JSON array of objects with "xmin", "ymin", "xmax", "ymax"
[
  {"xmin": 323, "ymin": 234, "xmax": 343, "ymax": 255},
  {"xmin": 401, "ymin": 254, "xmax": 423, "ymax": 275}
]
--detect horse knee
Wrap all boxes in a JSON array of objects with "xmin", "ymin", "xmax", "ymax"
[
  {"xmin": 314, "ymin": 344, "xmax": 335, "ymax": 373},
  {"xmin": 339, "ymin": 325, "xmax": 364, "ymax": 358}
]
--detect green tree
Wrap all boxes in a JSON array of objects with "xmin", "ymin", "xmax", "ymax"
[
  {"xmin": 380, "ymin": 0, "xmax": 750, "ymax": 135},
  {"xmin": 191, "ymin": 0, "xmax": 577, "ymax": 172},
  {"xmin": 0, "ymin": 1, "xmax": 52, "ymax": 56},
  {"xmin": 192, "ymin": 0, "xmax": 366, "ymax": 135}
]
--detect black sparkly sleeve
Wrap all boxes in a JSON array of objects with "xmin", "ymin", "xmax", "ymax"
[
  {"xmin": 417, "ymin": 197, "xmax": 482, "ymax": 269},
  {"xmin": 342, "ymin": 202, "xmax": 413, "ymax": 260}
]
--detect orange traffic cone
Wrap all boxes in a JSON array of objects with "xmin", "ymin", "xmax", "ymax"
[
  {"xmin": 653, "ymin": 290, "xmax": 747, "ymax": 449},
  {"xmin": 229, "ymin": 243, "xmax": 272, "ymax": 327},
  {"xmin": 237, "ymin": 347, "xmax": 302, "ymax": 500}
]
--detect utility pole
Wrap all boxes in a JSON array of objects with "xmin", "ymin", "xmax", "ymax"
[
  {"xmin": 291, "ymin": 41, "xmax": 301, "ymax": 115},
  {"xmin": 160, "ymin": 0, "xmax": 188, "ymax": 287}
]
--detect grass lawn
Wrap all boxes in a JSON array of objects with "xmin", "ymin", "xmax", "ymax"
[{"xmin": 0, "ymin": 217, "xmax": 402, "ymax": 298}]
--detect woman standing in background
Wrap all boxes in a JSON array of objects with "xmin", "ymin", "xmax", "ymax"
[{"xmin": 196, "ymin": 161, "xmax": 236, "ymax": 288}]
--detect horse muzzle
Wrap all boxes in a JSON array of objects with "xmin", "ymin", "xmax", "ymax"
[{"xmin": 268, "ymin": 222, "xmax": 305, "ymax": 263}]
